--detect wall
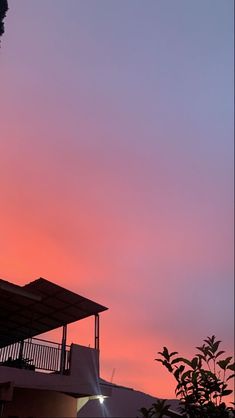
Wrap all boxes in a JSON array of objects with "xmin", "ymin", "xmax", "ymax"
[
  {"xmin": 3, "ymin": 387, "xmax": 77, "ymax": 418},
  {"xmin": 70, "ymin": 344, "xmax": 99, "ymax": 385}
]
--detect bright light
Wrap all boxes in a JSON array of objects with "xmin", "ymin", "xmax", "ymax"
[{"xmin": 98, "ymin": 395, "xmax": 105, "ymax": 404}]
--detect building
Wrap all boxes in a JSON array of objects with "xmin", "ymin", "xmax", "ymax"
[{"xmin": 0, "ymin": 277, "xmax": 111, "ymax": 417}]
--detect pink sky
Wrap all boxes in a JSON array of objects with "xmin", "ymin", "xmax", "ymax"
[{"xmin": 0, "ymin": 0, "xmax": 234, "ymax": 400}]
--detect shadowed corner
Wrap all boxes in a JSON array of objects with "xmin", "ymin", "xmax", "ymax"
[{"xmin": 0, "ymin": 0, "xmax": 8, "ymax": 45}]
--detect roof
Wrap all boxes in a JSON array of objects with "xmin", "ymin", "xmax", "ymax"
[{"xmin": 0, "ymin": 277, "xmax": 108, "ymax": 348}]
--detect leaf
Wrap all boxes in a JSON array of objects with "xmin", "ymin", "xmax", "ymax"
[
  {"xmin": 204, "ymin": 335, "xmax": 216, "ymax": 346},
  {"xmin": 174, "ymin": 365, "xmax": 185, "ymax": 380},
  {"xmin": 191, "ymin": 357, "xmax": 198, "ymax": 369},
  {"xmin": 171, "ymin": 357, "xmax": 192, "ymax": 367},
  {"xmin": 196, "ymin": 345, "xmax": 206, "ymax": 354},
  {"xmin": 162, "ymin": 346, "xmax": 170, "ymax": 361},
  {"xmin": 217, "ymin": 357, "xmax": 233, "ymax": 370},
  {"xmin": 169, "ymin": 351, "xmax": 178, "ymax": 358},
  {"xmin": 162, "ymin": 360, "xmax": 173, "ymax": 373},
  {"xmin": 215, "ymin": 350, "xmax": 225, "ymax": 358},
  {"xmin": 227, "ymin": 362, "xmax": 235, "ymax": 371},
  {"xmin": 226, "ymin": 373, "xmax": 235, "ymax": 381},
  {"xmin": 157, "ymin": 352, "xmax": 165, "ymax": 359},
  {"xmin": 171, "ymin": 357, "xmax": 181, "ymax": 365},
  {"xmin": 155, "ymin": 359, "xmax": 164, "ymax": 364},
  {"xmin": 157, "ymin": 347, "xmax": 171, "ymax": 361},
  {"xmin": 197, "ymin": 355, "xmax": 202, "ymax": 369},
  {"xmin": 221, "ymin": 389, "xmax": 233, "ymax": 397},
  {"xmin": 211, "ymin": 340, "xmax": 221, "ymax": 354}
]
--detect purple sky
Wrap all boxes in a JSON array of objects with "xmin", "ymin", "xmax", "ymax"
[{"xmin": 0, "ymin": 0, "xmax": 234, "ymax": 398}]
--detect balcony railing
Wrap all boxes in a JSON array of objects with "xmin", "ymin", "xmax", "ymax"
[{"xmin": 0, "ymin": 338, "xmax": 70, "ymax": 373}]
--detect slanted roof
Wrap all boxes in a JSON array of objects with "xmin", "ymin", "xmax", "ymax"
[{"xmin": 0, "ymin": 277, "xmax": 108, "ymax": 348}]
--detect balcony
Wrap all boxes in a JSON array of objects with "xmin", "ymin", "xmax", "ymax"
[
  {"xmin": 0, "ymin": 277, "xmax": 107, "ymax": 375},
  {"xmin": 0, "ymin": 337, "xmax": 70, "ymax": 373},
  {"xmin": 0, "ymin": 277, "xmax": 110, "ymax": 410}
]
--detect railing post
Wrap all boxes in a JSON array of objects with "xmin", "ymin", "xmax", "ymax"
[
  {"xmin": 60, "ymin": 325, "xmax": 67, "ymax": 374},
  {"xmin": 18, "ymin": 340, "xmax": 24, "ymax": 361}
]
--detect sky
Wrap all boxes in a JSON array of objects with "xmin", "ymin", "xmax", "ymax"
[{"xmin": 0, "ymin": 0, "xmax": 234, "ymax": 400}]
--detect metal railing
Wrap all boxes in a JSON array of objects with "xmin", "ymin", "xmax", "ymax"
[{"xmin": 0, "ymin": 337, "xmax": 70, "ymax": 372}]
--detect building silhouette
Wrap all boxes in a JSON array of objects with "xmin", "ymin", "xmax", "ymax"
[{"xmin": 0, "ymin": 277, "xmax": 111, "ymax": 417}]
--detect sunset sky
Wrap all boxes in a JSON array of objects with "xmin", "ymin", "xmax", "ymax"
[{"xmin": 0, "ymin": 0, "xmax": 234, "ymax": 399}]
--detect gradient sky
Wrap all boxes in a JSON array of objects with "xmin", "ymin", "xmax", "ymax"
[{"xmin": 0, "ymin": 0, "xmax": 234, "ymax": 399}]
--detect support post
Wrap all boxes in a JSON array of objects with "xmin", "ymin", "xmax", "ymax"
[
  {"xmin": 94, "ymin": 314, "xmax": 100, "ymax": 351},
  {"xmin": 60, "ymin": 324, "xmax": 67, "ymax": 374},
  {"xmin": 94, "ymin": 314, "xmax": 100, "ymax": 376}
]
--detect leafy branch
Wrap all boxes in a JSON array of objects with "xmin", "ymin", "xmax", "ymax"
[{"xmin": 154, "ymin": 336, "xmax": 234, "ymax": 418}]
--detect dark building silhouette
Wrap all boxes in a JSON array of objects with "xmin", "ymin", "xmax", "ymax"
[
  {"xmin": 0, "ymin": 277, "xmax": 111, "ymax": 417},
  {"xmin": 0, "ymin": 0, "xmax": 8, "ymax": 43}
]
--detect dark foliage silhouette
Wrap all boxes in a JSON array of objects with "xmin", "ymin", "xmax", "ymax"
[
  {"xmin": 140, "ymin": 336, "xmax": 234, "ymax": 418},
  {"xmin": 0, "ymin": 0, "xmax": 8, "ymax": 43},
  {"xmin": 139, "ymin": 399, "xmax": 172, "ymax": 417}
]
